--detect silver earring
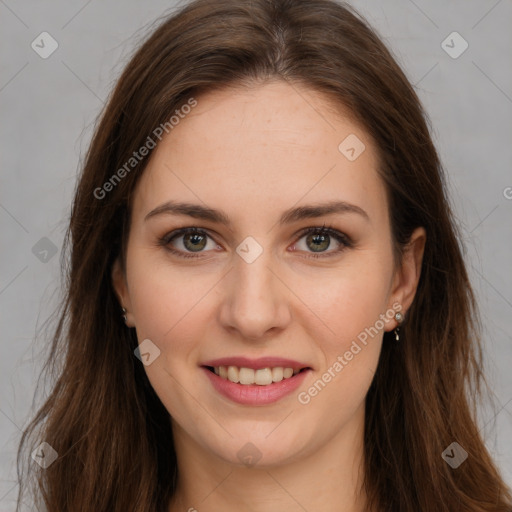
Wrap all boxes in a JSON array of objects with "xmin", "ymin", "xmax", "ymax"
[
  {"xmin": 394, "ymin": 311, "xmax": 404, "ymax": 341},
  {"xmin": 121, "ymin": 307, "xmax": 127, "ymax": 323}
]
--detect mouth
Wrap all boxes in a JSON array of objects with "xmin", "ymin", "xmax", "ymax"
[
  {"xmin": 200, "ymin": 357, "xmax": 312, "ymax": 405},
  {"xmin": 203, "ymin": 365, "xmax": 311, "ymax": 386}
]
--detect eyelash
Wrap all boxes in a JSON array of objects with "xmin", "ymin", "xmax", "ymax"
[{"xmin": 157, "ymin": 223, "xmax": 353, "ymax": 260}]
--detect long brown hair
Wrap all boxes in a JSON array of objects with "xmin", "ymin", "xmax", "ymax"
[{"xmin": 16, "ymin": 0, "xmax": 512, "ymax": 510}]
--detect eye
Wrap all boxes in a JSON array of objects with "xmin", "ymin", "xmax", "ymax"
[
  {"xmin": 292, "ymin": 224, "xmax": 352, "ymax": 259},
  {"xmin": 158, "ymin": 224, "xmax": 352, "ymax": 259},
  {"xmin": 158, "ymin": 228, "xmax": 220, "ymax": 259}
]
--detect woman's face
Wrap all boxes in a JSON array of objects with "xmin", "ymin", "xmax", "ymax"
[{"xmin": 113, "ymin": 80, "xmax": 424, "ymax": 468}]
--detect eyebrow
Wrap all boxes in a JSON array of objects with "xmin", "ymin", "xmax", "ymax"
[{"xmin": 144, "ymin": 199, "xmax": 370, "ymax": 225}]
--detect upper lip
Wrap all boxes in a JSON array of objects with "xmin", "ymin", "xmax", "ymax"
[{"xmin": 201, "ymin": 356, "xmax": 312, "ymax": 372}]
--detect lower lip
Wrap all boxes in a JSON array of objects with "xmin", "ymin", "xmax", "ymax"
[{"xmin": 202, "ymin": 367, "xmax": 310, "ymax": 406}]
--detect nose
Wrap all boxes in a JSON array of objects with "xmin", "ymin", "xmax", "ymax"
[{"xmin": 218, "ymin": 244, "xmax": 292, "ymax": 342}]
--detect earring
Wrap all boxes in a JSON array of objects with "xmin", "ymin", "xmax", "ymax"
[
  {"xmin": 394, "ymin": 311, "xmax": 404, "ymax": 342},
  {"xmin": 121, "ymin": 307, "xmax": 127, "ymax": 323}
]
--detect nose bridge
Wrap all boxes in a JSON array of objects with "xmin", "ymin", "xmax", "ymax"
[
  {"xmin": 219, "ymin": 236, "xmax": 290, "ymax": 338},
  {"xmin": 235, "ymin": 246, "xmax": 272, "ymax": 300},
  {"xmin": 233, "ymin": 236, "xmax": 277, "ymax": 310}
]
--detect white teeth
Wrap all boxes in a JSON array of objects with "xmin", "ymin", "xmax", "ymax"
[
  {"xmin": 238, "ymin": 367, "xmax": 254, "ymax": 384},
  {"xmin": 255, "ymin": 368, "xmax": 273, "ymax": 385},
  {"xmin": 227, "ymin": 365, "xmax": 239, "ymax": 383},
  {"xmin": 213, "ymin": 366, "xmax": 301, "ymax": 385},
  {"xmin": 272, "ymin": 367, "xmax": 283, "ymax": 382}
]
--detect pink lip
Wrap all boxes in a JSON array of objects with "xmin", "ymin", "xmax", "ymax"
[
  {"xmin": 201, "ymin": 356, "xmax": 311, "ymax": 372},
  {"xmin": 202, "ymin": 366, "xmax": 311, "ymax": 406}
]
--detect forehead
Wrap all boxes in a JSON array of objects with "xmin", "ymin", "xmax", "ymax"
[{"xmin": 133, "ymin": 80, "xmax": 387, "ymax": 226}]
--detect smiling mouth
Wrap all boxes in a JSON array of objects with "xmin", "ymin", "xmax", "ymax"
[{"xmin": 204, "ymin": 365, "xmax": 311, "ymax": 386}]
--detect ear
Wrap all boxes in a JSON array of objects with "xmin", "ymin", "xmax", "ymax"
[
  {"xmin": 112, "ymin": 257, "xmax": 135, "ymax": 327},
  {"xmin": 386, "ymin": 226, "xmax": 426, "ymax": 330}
]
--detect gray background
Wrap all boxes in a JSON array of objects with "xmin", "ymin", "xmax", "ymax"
[{"xmin": 1, "ymin": 0, "xmax": 511, "ymax": 508}]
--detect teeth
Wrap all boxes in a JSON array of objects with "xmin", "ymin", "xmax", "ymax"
[
  {"xmin": 255, "ymin": 368, "xmax": 273, "ymax": 385},
  {"xmin": 227, "ymin": 365, "xmax": 239, "ymax": 383},
  {"xmin": 213, "ymin": 366, "xmax": 302, "ymax": 385},
  {"xmin": 271, "ymin": 367, "xmax": 283, "ymax": 382},
  {"xmin": 239, "ymin": 367, "xmax": 254, "ymax": 385}
]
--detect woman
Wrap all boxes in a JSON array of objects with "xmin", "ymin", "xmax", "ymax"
[{"xmin": 16, "ymin": 0, "xmax": 512, "ymax": 510}]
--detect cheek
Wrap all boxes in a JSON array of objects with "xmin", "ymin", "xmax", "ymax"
[
  {"xmin": 125, "ymin": 254, "xmax": 215, "ymax": 422},
  {"xmin": 126, "ymin": 250, "xmax": 220, "ymax": 398},
  {"xmin": 127, "ymin": 249, "xmax": 214, "ymax": 340},
  {"xmin": 293, "ymin": 252, "xmax": 392, "ymax": 404},
  {"xmin": 296, "ymin": 281, "xmax": 388, "ymax": 420},
  {"xmin": 297, "ymin": 252, "xmax": 393, "ymax": 346}
]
